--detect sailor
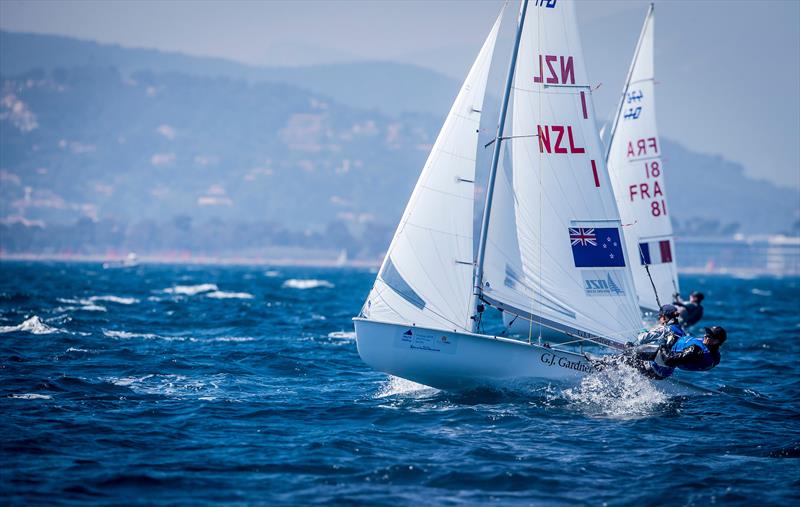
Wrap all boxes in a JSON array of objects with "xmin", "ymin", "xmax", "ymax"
[
  {"xmin": 630, "ymin": 326, "xmax": 727, "ymax": 379},
  {"xmin": 635, "ymin": 304, "xmax": 685, "ymax": 346},
  {"xmin": 673, "ymin": 291, "xmax": 705, "ymax": 327}
]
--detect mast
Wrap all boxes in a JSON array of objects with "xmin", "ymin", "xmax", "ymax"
[
  {"xmin": 471, "ymin": 0, "xmax": 529, "ymax": 331},
  {"xmin": 603, "ymin": 2, "xmax": 654, "ymax": 163}
]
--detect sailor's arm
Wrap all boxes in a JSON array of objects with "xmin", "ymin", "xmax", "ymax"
[{"xmin": 660, "ymin": 345, "xmax": 704, "ymax": 368}]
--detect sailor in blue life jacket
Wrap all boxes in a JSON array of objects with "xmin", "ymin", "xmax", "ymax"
[
  {"xmin": 631, "ymin": 326, "xmax": 727, "ymax": 380},
  {"xmin": 673, "ymin": 291, "xmax": 705, "ymax": 328},
  {"xmin": 634, "ymin": 304, "xmax": 685, "ymax": 347}
]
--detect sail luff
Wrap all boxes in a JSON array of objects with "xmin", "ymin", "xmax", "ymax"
[{"xmin": 472, "ymin": 0, "xmax": 530, "ymax": 332}]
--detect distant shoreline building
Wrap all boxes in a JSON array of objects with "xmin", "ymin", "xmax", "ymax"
[{"xmin": 677, "ymin": 234, "xmax": 800, "ymax": 277}]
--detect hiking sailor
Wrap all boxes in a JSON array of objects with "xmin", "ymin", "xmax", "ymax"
[
  {"xmin": 673, "ymin": 291, "xmax": 705, "ymax": 327},
  {"xmin": 630, "ymin": 326, "xmax": 727, "ymax": 379}
]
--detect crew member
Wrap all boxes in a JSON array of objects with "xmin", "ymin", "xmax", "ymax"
[
  {"xmin": 632, "ymin": 326, "xmax": 727, "ymax": 379},
  {"xmin": 636, "ymin": 304, "xmax": 684, "ymax": 346},
  {"xmin": 673, "ymin": 291, "xmax": 705, "ymax": 327}
]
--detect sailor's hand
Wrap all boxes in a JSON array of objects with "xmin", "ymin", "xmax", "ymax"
[{"xmin": 672, "ymin": 292, "xmax": 680, "ymax": 302}]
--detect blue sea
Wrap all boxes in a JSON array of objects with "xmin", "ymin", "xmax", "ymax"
[{"xmin": 1, "ymin": 262, "xmax": 798, "ymax": 506}]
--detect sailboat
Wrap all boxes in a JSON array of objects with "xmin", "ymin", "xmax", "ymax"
[
  {"xmin": 353, "ymin": 0, "xmax": 697, "ymax": 392},
  {"xmin": 604, "ymin": 4, "xmax": 679, "ymax": 313}
]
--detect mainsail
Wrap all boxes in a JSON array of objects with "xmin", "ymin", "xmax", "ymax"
[
  {"xmin": 605, "ymin": 5, "xmax": 679, "ymax": 312},
  {"xmin": 360, "ymin": 10, "xmax": 503, "ymax": 332},
  {"xmin": 479, "ymin": 0, "xmax": 643, "ymax": 345}
]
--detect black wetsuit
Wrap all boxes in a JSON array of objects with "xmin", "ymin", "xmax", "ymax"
[{"xmin": 676, "ymin": 301, "xmax": 703, "ymax": 327}]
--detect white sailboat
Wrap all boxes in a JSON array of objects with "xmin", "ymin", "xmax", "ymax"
[
  {"xmin": 353, "ymin": 0, "xmax": 698, "ymax": 393},
  {"xmin": 605, "ymin": 4, "xmax": 680, "ymax": 313}
]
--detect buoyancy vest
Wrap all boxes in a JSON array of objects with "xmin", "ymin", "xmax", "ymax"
[
  {"xmin": 670, "ymin": 335, "xmax": 720, "ymax": 372},
  {"xmin": 649, "ymin": 334, "xmax": 720, "ymax": 378}
]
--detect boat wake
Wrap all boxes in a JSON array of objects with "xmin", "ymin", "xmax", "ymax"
[
  {"xmin": 562, "ymin": 361, "xmax": 670, "ymax": 419},
  {"xmin": 375, "ymin": 375, "xmax": 436, "ymax": 399}
]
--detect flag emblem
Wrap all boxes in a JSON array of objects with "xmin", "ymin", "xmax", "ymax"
[
  {"xmin": 639, "ymin": 240, "xmax": 673, "ymax": 265},
  {"xmin": 570, "ymin": 228, "xmax": 597, "ymax": 247},
  {"xmin": 569, "ymin": 227, "xmax": 626, "ymax": 268}
]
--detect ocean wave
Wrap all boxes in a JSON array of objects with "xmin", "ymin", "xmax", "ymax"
[
  {"xmin": 264, "ymin": 270, "xmax": 281, "ymax": 278},
  {"xmin": 0, "ymin": 315, "xmax": 63, "ymax": 334},
  {"xmin": 282, "ymin": 279, "xmax": 334, "ymax": 290},
  {"xmin": 9, "ymin": 393, "xmax": 52, "ymax": 400},
  {"xmin": 327, "ymin": 331, "xmax": 356, "ymax": 340},
  {"xmin": 105, "ymin": 374, "xmax": 222, "ymax": 398},
  {"xmin": 90, "ymin": 295, "xmax": 139, "ymax": 305},
  {"xmin": 751, "ymin": 288, "xmax": 773, "ymax": 297},
  {"xmin": 163, "ymin": 283, "xmax": 218, "ymax": 296},
  {"xmin": 102, "ymin": 329, "xmax": 255, "ymax": 343},
  {"xmin": 207, "ymin": 336, "xmax": 256, "ymax": 342},
  {"xmin": 206, "ymin": 290, "xmax": 254, "ymax": 299},
  {"xmin": 103, "ymin": 329, "xmax": 162, "ymax": 340}
]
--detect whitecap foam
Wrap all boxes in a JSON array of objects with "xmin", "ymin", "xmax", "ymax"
[
  {"xmin": 264, "ymin": 270, "xmax": 281, "ymax": 277},
  {"xmin": 10, "ymin": 393, "xmax": 52, "ymax": 400},
  {"xmin": 327, "ymin": 331, "xmax": 356, "ymax": 340},
  {"xmin": 78, "ymin": 304, "xmax": 107, "ymax": 312},
  {"xmin": 163, "ymin": 283, "xmax": 218, "ymax": 296},
  {"xmin": 751, "ymin": 288, "xmax": 772, "ymax": 297},
  {"xmin": 282, "ymin": 279, "xmax": 334, "ymax": 290},
  {"xmin": 207, "ymin": 336, "xmax": 256, "ymax": 342},
  {"xmin": 89, "ymin": 295, "xmax": 139, "ymax": 305},
  {"xmin": 105, "ymin": 373, "xmax": 221, "ymax": 398},
  {"xmin": 375, "ymin": 375, "xmax": 435, "ymax": 398},
  {"xmin": 205, "ymin": 290, "xmax": 254, "ymax": 299},
  {"xmin": 0, "ymin": 315, "xmax": 62, "ymax": 335},
  {"xmin": 562, "ymin": 360, "xmax": 668, "ymax": 419},
  {"xmin": 103, "ymin": 329, "xmax": 162, "ymax": 340}
]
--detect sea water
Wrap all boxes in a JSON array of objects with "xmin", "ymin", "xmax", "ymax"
[{"xmin": 1, "ymin": 262, "xmax": 798, "ymax": 505}]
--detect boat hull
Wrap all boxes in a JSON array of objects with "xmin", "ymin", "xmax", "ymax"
[
  {"xmin": 354, "ymin": 318, "xmax": 592, "ymax": 390},
  {"xmin": 353, "ymin": 318, "xmax": 709, "ymax": 396}
]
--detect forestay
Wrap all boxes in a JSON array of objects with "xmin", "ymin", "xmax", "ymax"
[
  {"xmin": 605, "ymin": 6, "xmax": 679, "ymax": 312},
  {"xmin": 480, "ymin": 0, "xmax": 642, "ymax": 345},
  {"xmin": 360, "ymin": 10, "xmax": 503, "ymax": 332}
]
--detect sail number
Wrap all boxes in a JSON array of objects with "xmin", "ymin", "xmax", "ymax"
[
  {"xmin": 628, "ymin": 158, "xmax": 667, "ymax": 217},
  {"xmin": 533, "ymin": 55, "xmax": 575, "ymax": 85}
]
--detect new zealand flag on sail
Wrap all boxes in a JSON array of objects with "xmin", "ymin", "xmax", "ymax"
[{"xmin": 569, "ymin": 227, "xmax": 626, "ymax": 268}]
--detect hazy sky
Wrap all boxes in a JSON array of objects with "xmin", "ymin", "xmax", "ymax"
[{"xmin": 1, "ymin": 0, "xmax": 798, "ymax": 189}]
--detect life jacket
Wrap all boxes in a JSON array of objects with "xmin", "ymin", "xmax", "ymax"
[
  {"xmin": 648, "ymin": 334, "xmax": 720, "ymax": 378},
  {"xmin": 670, "ymin": 335, "xmax": 720, "ymax": 372}
]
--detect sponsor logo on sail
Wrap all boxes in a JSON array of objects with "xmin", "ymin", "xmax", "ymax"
[{"xmin": 582, "ymin": 272, "xmax": 625, "ymax": 297}]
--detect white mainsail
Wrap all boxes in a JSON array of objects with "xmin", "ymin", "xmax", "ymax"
[
  {"xmin": 480, "ymin": 0, "xmax": 643, "ymax": 345},
  {"xmin": 605, "ymin": 5, "xmax": 679, "ymax": 312},
  {"xmin": 360, "ymin": 10, "xmax": 503, "ymax": 332}
]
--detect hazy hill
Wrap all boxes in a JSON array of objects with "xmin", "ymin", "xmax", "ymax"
[
  {"xmin": 0, "ymin": 30, "xmax": 458, "ymax": 118},
  {"xmin": 0, "ymin": 31, "xmax": 797, "ymax": 257}
]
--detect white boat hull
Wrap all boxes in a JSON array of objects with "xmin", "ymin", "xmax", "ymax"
[
  {"xmin": 353, "ymin": 318, "xmax": 708, "ymax": 396},
  {"xmin": 355, "ymin": 317, "xmax": 595, "ymax": 390}
]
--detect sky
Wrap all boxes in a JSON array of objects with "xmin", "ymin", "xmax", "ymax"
[{"xmin": 1, "ymin": 0, "xmax": 798, "ymax": 189}]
